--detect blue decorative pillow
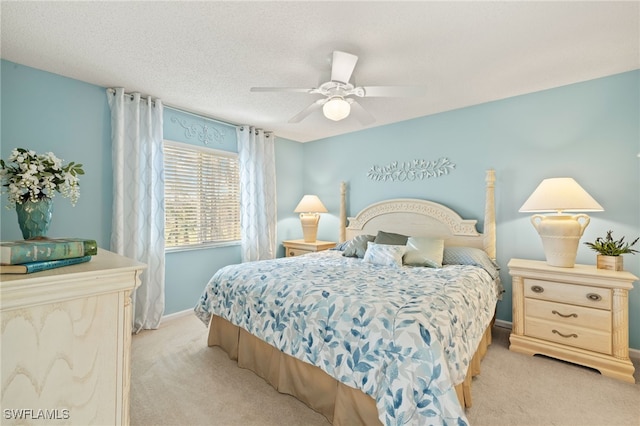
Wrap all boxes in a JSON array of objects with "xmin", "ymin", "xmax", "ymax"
[
  {"xmin": 403, "ymin": 237, "xmax": 444, "ymax": 267},
  {"xmin": 332, "ymin": 240, "xmax": 351, "ymax": 251},
  {"xmin": 363, "ymin": 242, "xmax": 407, "ymax": 268},
  {"xmin": 342, "ymin": 234, "xmax": 375, "ymax": 258},
  {"xmin": 442, "ymin": 246, "xmax": 500, "ymax": 279}
]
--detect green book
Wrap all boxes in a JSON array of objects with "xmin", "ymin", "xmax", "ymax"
[
  {"xmin": 0, "ymin": 238, "xmax": 98, "ymax": 265},
  {"xmin": 0, "ymin": 255, "xmax": 92, "ymax": 274}
]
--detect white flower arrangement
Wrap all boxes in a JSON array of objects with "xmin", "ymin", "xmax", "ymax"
[{"xmin": 0, "ymin": 148, "xmax": 84, "ymax": 208}]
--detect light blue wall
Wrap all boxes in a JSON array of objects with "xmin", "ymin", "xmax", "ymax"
[
  {"xmin": 294, "ymin": 70, "xmax": 640, "ymax": 349},
  {"xmin": 2, "ymin": 60, "xmax": 638, "ymax": 349},
  {"xmin": 275, "ymin": 137, "xmax": 305, "ymax": 256},
  {"xmin": 1, "ymin": 61, "xmax": 112, "ymax": 245},
  {"xmin": 0, "ymin": 60, "xmax": 304, "ymax": 316}
]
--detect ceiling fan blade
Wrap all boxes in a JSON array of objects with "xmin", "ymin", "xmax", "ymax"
[
  {"xmin": 251, "ymin": 87, "xmax": 313, "ymax": 93},
  {"xmin": 348, "ymin": 100, "xmax": 376, "ymax": 126},
  {"xmin": 330, "ymin": 51, "xmax": 358, "ymax": 85},
  {"xmin": 359, "ymin": 86, "xmax": 426, "ymax": 97},
  {"xmin": 288, "ymin": 99, "xmax": 327, "ymax": 123}
]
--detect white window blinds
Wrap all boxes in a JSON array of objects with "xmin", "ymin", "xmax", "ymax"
[{"xmin": 163, "ymin": 141, "xmax": 241, "ymax": 249}]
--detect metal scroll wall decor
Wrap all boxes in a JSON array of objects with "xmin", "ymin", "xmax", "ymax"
[
  {"xmin": 170, "ymin": 115, "xmax": 226, "ymax": 145},
  {"xmin": 367, "ymin": 157, "xmax": 456, "ymax": 182}
]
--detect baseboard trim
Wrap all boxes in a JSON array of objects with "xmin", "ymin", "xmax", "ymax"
[
  {"xmin": 494, "ymin": 319, "xmax": 512, "ymax": 329},
  {"xmin": 491, "ymin": 319, "xmax": 640, "ymax": 360},
  {"xmin": 162, "ymin": 309, "xmax": 193, "ymax": 322}
]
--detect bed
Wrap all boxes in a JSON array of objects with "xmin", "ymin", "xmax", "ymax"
[{"xmin": 195, "ymin": 170, "xmax": 500, "ymax": 426}]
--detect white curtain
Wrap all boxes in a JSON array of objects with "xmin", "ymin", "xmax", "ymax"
[
  {"xmin": 107, "ymin": 88, "xmax": 165, "ymax": 333},
  {"xmin": 237, "ymin": 126, "xmax": 277, "ymax": 262}
]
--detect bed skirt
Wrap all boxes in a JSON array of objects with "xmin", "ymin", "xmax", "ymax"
[{"xmin": 207, "ymin": 315, "xmax": 492, "ymax": 425}]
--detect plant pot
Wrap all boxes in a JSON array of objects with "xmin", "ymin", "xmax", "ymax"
[
  {"xmin": 596, "ymin": 254, "xmax": 623, "ymax": 271},
  {"xmin": 15, "ymin": 198, "xmax": 53, "ymax": 240}
]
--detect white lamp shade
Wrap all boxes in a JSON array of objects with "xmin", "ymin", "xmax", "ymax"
[
  {"xmin": 520, "ymin": 177, "xmax": 603, "ymax": 267},
  {"xmin": 519, "ymin": 178, "xmax": 604, "ymax": 214},
  {"xmin": 322, "ymin": 97, "xmax": 351, "ymax": 121},
  {"xmin": 294, "ymin": 195, "xmax": 328, "ymax": 213}
]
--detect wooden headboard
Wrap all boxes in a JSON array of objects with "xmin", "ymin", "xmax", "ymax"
[{"xmin": 339, "ymin": 170, "xmax": 496, "ymax": 260}]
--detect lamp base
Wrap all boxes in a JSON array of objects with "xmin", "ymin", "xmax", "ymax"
[
  {"xmin": 531, "ymin": 214, "xmax": 590, "ymax": 268},
  {"xmin": 299, "ymin": 213, "xmax": 320, "ymax": 243}
]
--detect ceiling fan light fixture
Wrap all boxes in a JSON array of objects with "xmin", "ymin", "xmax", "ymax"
[{"xmin": 322, "ymin": 97, "xmax": 351, "ymax": 121}]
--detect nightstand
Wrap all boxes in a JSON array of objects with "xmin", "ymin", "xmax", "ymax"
[
  {"xmin": 283, "ymin": 239, "xmax": 336, "ymax": 257},
  {"xmin": 508, "ymin": 258, "xmax": 637, "ymax": 383}
]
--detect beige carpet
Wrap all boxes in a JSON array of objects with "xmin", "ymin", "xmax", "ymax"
[{"xmin": 131, "ymin": 313, "xmax": 640, "ymax": 426}]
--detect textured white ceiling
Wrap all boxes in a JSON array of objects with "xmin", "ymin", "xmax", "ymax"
[{"xmin": 1, "ymin": 1, "xmax": 638, "ymax": 143}]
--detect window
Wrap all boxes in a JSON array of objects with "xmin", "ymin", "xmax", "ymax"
[{"xmin": 163, "ymin": 140, "xmax": 240, "ymax": 250}]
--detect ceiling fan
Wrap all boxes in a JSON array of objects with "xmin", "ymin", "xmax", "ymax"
[{"xmin": 250, "ymin": 51, "xmax": 425, "ymax": 125}]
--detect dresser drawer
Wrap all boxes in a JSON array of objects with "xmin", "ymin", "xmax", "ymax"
[
  {"xmin": 525, "ymin": 298, "xmax": 611, "ymax": 332},
  {"xmin": 286, "ymin": 248, "xmax": 309, "ymax": 257},
  {"xmin": 524, "ymin": 278, "xmax": 611, "ymax": 310},
  {"xmin": 525, "ymin": 317, "xmax": 612, "ymax": 354}
]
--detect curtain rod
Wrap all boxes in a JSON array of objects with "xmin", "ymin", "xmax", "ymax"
[{"xmin": 106, "ymin": 88, "xmax": 238, "ymax": 129}]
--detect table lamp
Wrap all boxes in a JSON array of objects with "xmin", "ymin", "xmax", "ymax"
[
  {"xmin": 294, "ymin": 195, "xmax": 328, "ymax": 243},
  {"xmin": 519, "ymin": 177, "xmax": 603, "ymax": 267}
]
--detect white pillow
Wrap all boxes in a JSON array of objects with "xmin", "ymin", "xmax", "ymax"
[
  {"xmin": 363, "ymin": 242, "xmax": 406, "ymax": 268},
  {"xmin": 403, "ymin": 237, "xmax": 444, "ymax": 267}
]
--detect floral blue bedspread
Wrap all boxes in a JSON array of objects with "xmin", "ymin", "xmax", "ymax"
[{"xmin": 194, "ymin": 250, "xmax": 499, "ymax": 426}]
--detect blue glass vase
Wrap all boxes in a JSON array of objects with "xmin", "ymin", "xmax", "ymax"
[{"xmin": 15, "ymin": 198, "xmax": 54, "ymax": 240}]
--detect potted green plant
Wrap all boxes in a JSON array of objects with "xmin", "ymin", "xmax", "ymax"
[{"xmin": 584, "ymin": 230, "xmax": 639, "ymax": 271}]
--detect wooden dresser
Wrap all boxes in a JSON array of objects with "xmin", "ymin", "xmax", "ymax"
[
  {"xmin": 0, "ymin": 249, "xmax": 145, "ymax": 425},
  {"xmin": 508, "ymin": 258, "xmax": 637, "ymax": 383},
  {"xmin": 283, "ymin": 239, "xmax": 336, "ymax": 257}
]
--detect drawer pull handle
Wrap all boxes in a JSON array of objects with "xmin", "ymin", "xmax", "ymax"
[
  {"xmin": 289, "ymin": 251, "xmax": 295, "ymax": 256},
  {"xmin": 586, "ymin": 293, "xmax": 602, "ymax": 302},
  {"xmin": 552, "ymin": 310, "xmax": 578, "ymax": 319},
  {"xmin": 531, "ymin": 285, "xmax": 544, "ymax": 293},
  {"xmin": 552, "ymin": 330, "xmax": 578, "ymax": 339}
]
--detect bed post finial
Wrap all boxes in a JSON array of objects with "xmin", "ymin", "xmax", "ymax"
[
  {"xmin": 340, "ymin": 182, "xmax": 347, "ymax": 243},
  {"xmin": 484, "ymin": 170, "xmax": 496, "ymax": 260}
]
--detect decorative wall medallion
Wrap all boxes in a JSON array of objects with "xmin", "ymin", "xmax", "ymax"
[
  {"xmin": 367, "ymin": 157, "xmax": 456, "ymax": 182},
  {"xmin": 170, "ymin": 115, "xmax": 225, "ymax": 145}
]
